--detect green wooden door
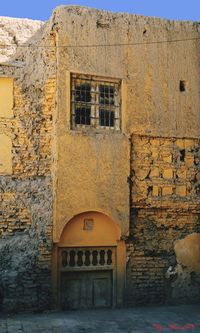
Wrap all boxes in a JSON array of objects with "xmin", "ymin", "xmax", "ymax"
[{"xmin": 61, "ymin": 270, "xmax": 112, "ymax": 309}]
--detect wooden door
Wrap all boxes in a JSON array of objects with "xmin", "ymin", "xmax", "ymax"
[{"xmin": 61, "ymin": 270, "xmax": 112, "ymax": 310}]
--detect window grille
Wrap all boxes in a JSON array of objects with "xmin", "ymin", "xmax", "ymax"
[{"xmin": 71, "ymin": 74, "xmax": 121, "ymax": 130}]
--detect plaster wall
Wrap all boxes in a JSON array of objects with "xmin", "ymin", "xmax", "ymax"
[
  {"xmin": 54, "ymin": 6, "xmax": 200, "ymax": 137},
  {"xmin": 0, "ymin": 78, "xmax": 13, "ymax": 118},
  {"xmin": 0, "ymin": 134, "xmax": 12, "ymax": 174}
]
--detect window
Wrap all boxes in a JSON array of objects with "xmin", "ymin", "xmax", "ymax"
[{"xmin": 71, "ymin": 74, "xmax": 121, "ymax": 130}]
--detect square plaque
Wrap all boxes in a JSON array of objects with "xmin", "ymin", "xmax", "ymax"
[{"xmin": 83, "ymin": 219, "xmax": 94, "ymax": 231}]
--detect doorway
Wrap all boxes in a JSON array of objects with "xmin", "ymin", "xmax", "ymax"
[{"xmin": 53, "ymin": 211, "xmax": 126, "ymax": 309}]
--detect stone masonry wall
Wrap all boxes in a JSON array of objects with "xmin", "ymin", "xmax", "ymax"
[
  {"xmin": 131, "ymin": 135, "xmax": 200, "ymax": 205},
  {"xmin": 0, "ymin": 17, "xmax": 56, "ymax": 312},
  {"xmin": 126, "ymin": 135, "xmax": 200, "ymax": 306}
]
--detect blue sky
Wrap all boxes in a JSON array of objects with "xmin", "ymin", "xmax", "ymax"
[{"xmin": 0, "ymin": 0, "xmax": 200, "ymax": 21}]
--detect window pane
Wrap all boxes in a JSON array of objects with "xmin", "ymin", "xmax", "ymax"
[
  {"xmin": 99, "ymin": 109, "xmax": 114, "ymax": 127},
  {"xmin": 75, "ymin": 107, "xmax": 91, "ymax": 125},
  {"xmin": 75, "ymin": 83, "xmax": 91, "ymax": 102},
  {"xmin": 99, "ymin": 85, "xmax": 114, "ymax": 105}
]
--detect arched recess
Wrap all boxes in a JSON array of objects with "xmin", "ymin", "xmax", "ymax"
[{"xmin": 52, "ymin": 211, "xmax": 126, "ymax": 310}]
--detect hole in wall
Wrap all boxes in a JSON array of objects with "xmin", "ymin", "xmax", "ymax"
[
  {"xmin": 147, "ymin": 186, "xmax": 153, "ymax": 196},
  {"xmin": 180, "ymin": 149, "xmax": 185, "ymax": 162},
  {"xmin": 194, "ymin": 157, "xmax": 199, "ymax": 165},
  {"xmin": 179, "ymin": 80, "xmax": 186, "ymax": 92},
  {"xmin": 195, "ymin": 184, "xmax": 200, "ymax": 195}
]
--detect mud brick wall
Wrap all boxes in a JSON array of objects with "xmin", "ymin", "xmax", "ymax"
[
  {"xmin": 126, "ymin": 135, "xmax": 200, "ymax": 306},
  {"xmin": 0, "ymin": 18, "xmax": 56, "ymax": 312}
]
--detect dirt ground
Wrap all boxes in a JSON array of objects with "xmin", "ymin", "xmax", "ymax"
[{"xmin": 0, "ymin": 304, "xmax": 200, "ymax": 333}]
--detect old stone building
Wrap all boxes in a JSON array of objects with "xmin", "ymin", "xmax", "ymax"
[{"xmin": 0, "ymin": 6, "xmax": 200, "ymax": 312}]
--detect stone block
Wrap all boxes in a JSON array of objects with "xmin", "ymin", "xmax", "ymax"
[
  {"xmin": 150, "ymin": 167, "xmax": 159, "ymax": 178},
  {"xmin": 162, "ymin": 186, "xmax": 173, "ymax": 196},
  {"xmin": 176, "ymin": 139, "xmax": 185, "ymax": 149},
  {"xmin": 163, "ymin": 168, "xmax": 173, "ymax": 179},
  {"xmin": 177, "ymin": 169, "xmax": 187, "ymax": 180},
  {"xmin": 137, "ymin": 167, "xmax": 151, "ymax": 180},
  {"xmin": 151, "ymin": 138, "xmax": 160, "ymax": 146},
  {"xmin": 151, "ymin": 150, "xmax": 159, "ymax": 159},
  {"xmin": 176, "ymin": 186, "xmax": 187, "ymax": 197},
  {"xmin": 185, "ymin": 155, "xmax": 194, "ymax": 167},
  {"xmin": 184, "ymin": 139, "xmax": 194, "ymax": 148},
  {"xmin": 163, "ymin": 154, "xmax": 172, "ymax": 163},
  {"xmin": 153, "ymin": 186, "xmax": 159, "ymax": 196}
]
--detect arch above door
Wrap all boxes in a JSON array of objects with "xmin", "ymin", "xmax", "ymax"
[{"xmin": 59, "ymin": 211, "xmax": 121, "ymax": 247}]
